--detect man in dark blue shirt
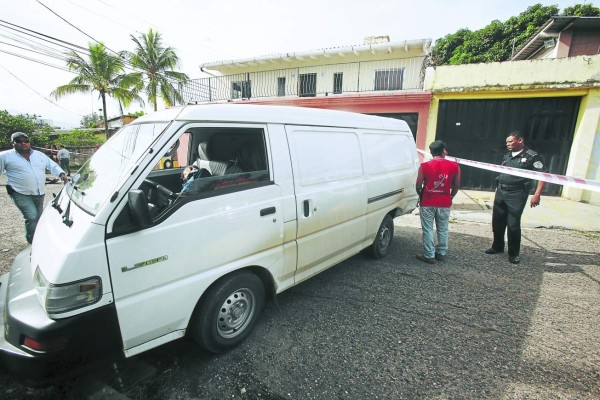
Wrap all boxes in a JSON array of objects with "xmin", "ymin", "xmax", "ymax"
[{"xmin": 485, "ymin": 132, "xmax": 546, "ymax": 264}]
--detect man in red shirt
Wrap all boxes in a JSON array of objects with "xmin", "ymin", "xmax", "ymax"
[{"xmin": 415, "ymin": 140, "xmax": 461, "ymax": 264}]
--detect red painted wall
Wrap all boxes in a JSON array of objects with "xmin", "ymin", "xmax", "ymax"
[{"xmin": 244, "ymin": 91, "xmax": 432, "ymax": 148}]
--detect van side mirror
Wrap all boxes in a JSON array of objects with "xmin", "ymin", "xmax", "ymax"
[{"xmin": 128, "ymin": 190, "xmax": 153, "ymax": 228}]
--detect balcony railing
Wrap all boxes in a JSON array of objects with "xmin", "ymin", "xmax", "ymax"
[{"xmin": 180, "ymin": 56, "xmax": 427, "ymax": 104}]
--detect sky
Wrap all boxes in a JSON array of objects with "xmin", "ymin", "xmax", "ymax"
[{"xmin": 0, "ymin": 0, "xmax": 590, "ymax": 129}]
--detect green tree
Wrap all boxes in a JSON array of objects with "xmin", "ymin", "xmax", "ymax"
[
  {"xmin": 52, "ymin": 43, "xmax": 143, "ymax": 138},
  {"xmin": 80, "ymin": 112, "xmax": 103, "ymax": 128},
  {"xmin": 54, "ymin": 128, "xmax": 103, "ymax": 147},
  {"xmin": 563, "ymin": 4, "xmax": 600, "ymax": 16},
  {"xmin": 0, "ymin": 110, "xmax": 51, "ymax": 149},
  {"xmin": 432, "ymin": 3, "xmax": 561, "ymax": 65},
  {"xmin": 123, "ymin": 29, "xmax": 189, "ymax": 111}
]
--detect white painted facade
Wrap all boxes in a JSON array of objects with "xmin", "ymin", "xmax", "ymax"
[{"xmin": 185, "ymin": 38, "xmax": 432, "ymax": 103}]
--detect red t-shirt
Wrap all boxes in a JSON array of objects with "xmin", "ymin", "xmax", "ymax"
[{"xmin": 420, "ymin": 158, "xmax": 459, "ymax": 207}]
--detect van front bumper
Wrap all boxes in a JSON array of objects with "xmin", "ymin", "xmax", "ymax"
[{"xmin": 0, "ymin": 248, "xmax": 122, "ymax": 385}]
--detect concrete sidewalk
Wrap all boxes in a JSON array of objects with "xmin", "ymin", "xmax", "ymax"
[{"xmin": 450, "ymin": 189, "xmax": 600, "ymax": 232}]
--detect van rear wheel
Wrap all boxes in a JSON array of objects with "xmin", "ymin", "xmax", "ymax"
[
  {"xmin": 370, "ymin": 214, "xmax": 394, "ymax": 259},
  {"xmin": 191, "ymin": 271, "xmax": 265, "ymax": 353}
]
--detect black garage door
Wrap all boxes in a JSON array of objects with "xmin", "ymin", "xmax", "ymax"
[{"xmin": 436, "ymin": 97, "xmax": 581, "ymax": 195}]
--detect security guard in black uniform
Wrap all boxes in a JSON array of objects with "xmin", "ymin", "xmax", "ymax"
[{"xmin": 485, "ymin": 132, "xmax": 546, "ymax": 264}]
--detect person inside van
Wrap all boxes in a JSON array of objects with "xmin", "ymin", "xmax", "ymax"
[{"xmin": 180, "ymin": 165, "xmax": 211, "ymax": 194}]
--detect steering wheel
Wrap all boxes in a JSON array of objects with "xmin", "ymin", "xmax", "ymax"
[{"xmin": 143, "ymin": 179, "xmax": 177, "ymax": 199}]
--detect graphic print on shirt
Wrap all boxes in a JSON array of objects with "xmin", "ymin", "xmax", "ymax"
[{"xmin": 429, "ymin": 173, "xmax": 448, "ymax": 193}]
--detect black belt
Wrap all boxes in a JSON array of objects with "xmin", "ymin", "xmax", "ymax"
[{"xmin": 498, "ymin": 183, "xmax": 529, "ymax": 191}]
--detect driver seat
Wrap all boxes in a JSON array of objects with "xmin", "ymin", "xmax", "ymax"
[{"xmin": 194, "ymin": 142, "xmax": 230, "ymax": 176}]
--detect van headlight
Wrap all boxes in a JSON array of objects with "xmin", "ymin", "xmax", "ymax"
[{"xmin": 34, "ymin": 268, "xmax": 102, "ymax": 314}]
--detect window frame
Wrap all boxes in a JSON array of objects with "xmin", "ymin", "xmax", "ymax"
[
  {"xmin": 231, "ymin": 80, "xmax": 252, "ymax": 99},
  {"xmin": 374, "ymin": 68, "xmax": 404, "ymax": 91},
  {"xmin": 298, "ymin": 73, "xmax": 317, "ymax": 97},
  {"xmin": 333, "ymin": 72, "xmax": 343, "ymax": 94},
  {"xmin": 277, "ymin": 77, "xmax": 286, "ymax": 96}
]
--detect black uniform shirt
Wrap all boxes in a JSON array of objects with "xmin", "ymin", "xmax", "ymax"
[{"xmin": 498, "ymin": 148, "xmax": 547, "ymax": 186}]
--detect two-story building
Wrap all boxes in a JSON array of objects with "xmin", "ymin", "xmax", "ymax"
[
  {"xmin": 181, "ymin": 36, "xmax": 433, "ymax": 143},
  {"xmin": 181, "ymin": 20, "xmax": 600, "ymax": 204}
]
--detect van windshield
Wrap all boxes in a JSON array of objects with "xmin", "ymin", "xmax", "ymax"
[{"xmin": 67, "ymin": 123, "xmax": 169, "ymax": 215}]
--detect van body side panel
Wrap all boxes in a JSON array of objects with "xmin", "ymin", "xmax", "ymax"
[
  {"xmin": 362, "ymin": 130, "xmax": 420, "ymax": 242},
  {"xmin": 264, "ymin": 123, "xmax": 298, "ymax": 292},
  {"xmin": 106, "ymin": 184, "xmax": 284, "ymax": 349},
  {"xmin": 105, "ymin": 123, "xmax": 287, "ymax": 351},
  {"xmin": 286, "ymin": 126, "xmax": 367, "ymax": 283}
]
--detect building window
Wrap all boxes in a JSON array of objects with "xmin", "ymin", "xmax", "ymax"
[
  {"xmin": 232, "ymin": 80, "xmax": 251, "ymax": 99},
  {"xmin": 298, "ymin": 73, "xmax": 317, "ymax": 97},
  {"xmin": 374, "ymin": 68, "xmax": 404, "ymax": 91},
  {"xmin": 333, "ymin": 73, "xmax": 343, "ymax": 94},
  {"xmin": 277, "ymin": 77, "xmax": 286, "ymax": 96}
]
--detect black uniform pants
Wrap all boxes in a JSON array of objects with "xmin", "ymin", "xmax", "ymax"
[{"xmin": 491, "ymin": 188, "xmax": 529, "ymax": 257}]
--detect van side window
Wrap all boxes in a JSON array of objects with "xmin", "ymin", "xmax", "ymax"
[
  {"xmin": 181, "ymin": 127, "xmax": 270, "ymax": 197},
  {"xmin": 114, "ymin": 127, "xmax": 271, "ymax": 232}
]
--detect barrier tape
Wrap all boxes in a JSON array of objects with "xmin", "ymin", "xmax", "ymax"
[
  {"xmin": 32, "ymin": 146, "xmax": 92, "ymax": 157},
  {"xmin": 417, "ymin": 149, "xmax": 600, "ymax": 193}
]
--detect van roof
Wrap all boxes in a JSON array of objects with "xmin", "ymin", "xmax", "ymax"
[{"xmin": 132, "ymin": 104, "xmax": 410, "ymax": 131}]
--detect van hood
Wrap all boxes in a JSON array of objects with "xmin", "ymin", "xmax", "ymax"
[{"xmin": 30, "ymin": 194, "xmax": 113, "ymax": 312}]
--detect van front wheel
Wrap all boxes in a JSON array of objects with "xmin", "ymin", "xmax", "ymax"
[
  {"xmin": 191, "ymin": 271, "xmax": 265, "ymax": 353},
  {"xmin": 370, "ymin": 214, "xmax": 394, "ymax": 259}
]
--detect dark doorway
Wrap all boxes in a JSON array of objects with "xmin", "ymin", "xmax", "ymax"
[
  {"xmin": 436, "ymin": 97, "xmax": 581, "ymax": 195},
  {"xmin": 369, "ymin": 113, "xmax": 418, "ymax": 140}
]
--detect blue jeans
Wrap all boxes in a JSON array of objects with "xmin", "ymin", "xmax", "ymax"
[
  {"xmin": 419, "ymin": 206, "xmax": 451, "ymax": 258},
  {"xmin": 59, "ymin": 159, "xmax": 71, "ymax": 175},
  {"xmin": 10, "ymin": 192, "xmax": 45, "ymax": 244}
]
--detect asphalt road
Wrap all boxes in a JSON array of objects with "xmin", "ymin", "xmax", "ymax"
[{"xmin": 1, "ymin": 180, "xmax": 599, "ymax": 399}]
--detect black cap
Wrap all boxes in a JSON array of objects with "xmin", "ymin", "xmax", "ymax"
[{"xmin": 429, "ymin": 140, "xmax": 446, "ymax": 154}]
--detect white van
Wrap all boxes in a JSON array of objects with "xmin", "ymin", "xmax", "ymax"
[{"xmin": 0, "ymin": 104, "xmax": 418, "ymax": 381}]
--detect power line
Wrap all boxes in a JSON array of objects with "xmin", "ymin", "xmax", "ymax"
[
  {"xmin": 0, "ymin": 49, "xmax": 72, "ymax": 72},
  {"xmin": 0, "ymin": 19, "xmax": 89, "ymax": 53},
  {"xmin": 31, "ymin": 2, "xmax": 184, "ymax": 86},
  {"xmin": 0, "ymin": 63, "xmax": 83, "ymax": 116},
  {"xmin": 35, "ymin": 0, "xmax": 110, "ymax": 52},
  {"xmin": 93, "ymin": 0, "xmax": 233, "ymax": 59},
  {"xmin": 0, "ymin": 30, "xmax": 71, "ymax": 59},
  {"xmin": 0, "ymin": 40, "xmax": 70, "ymax": 61}
]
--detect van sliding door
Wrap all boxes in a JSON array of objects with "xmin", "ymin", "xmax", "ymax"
[{"xmin": 285, "ymin": 126, "xmax": 367, "ymax": 283}]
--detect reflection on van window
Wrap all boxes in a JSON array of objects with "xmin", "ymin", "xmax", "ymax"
[
  {"xmin": 138, "ymin": 127, "xmax": 271, "ymax": 221},
  {"xmin": 70, "ymin": 123, "xmax": 168, "ymax": 215}
]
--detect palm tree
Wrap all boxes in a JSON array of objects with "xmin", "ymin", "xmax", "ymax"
[
  {"xmin": 124, "ymin": 29, "xmax": 189, "ymax": 111},
  {"xmin": 52, "ymin": 43, "xmax": 144, "ymax": 138}
]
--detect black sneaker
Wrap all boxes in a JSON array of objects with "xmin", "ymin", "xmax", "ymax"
[
  {"xmin": 485, "ymin": 248, "xmax": 503, "ymax": 255},
  {"xmin": 416, "ymin": 254, "xmax": 436, "ymax": 264},
  {"xmin": 509, "ymin": 256, "xmax": 520, "ymax": 264},
  {"xmin": 435, "ymin": 253, "xmax": 445, "ymax": 261}
]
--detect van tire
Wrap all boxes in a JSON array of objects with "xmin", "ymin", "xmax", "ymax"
[
  {"xmin": 191, "ymin": 271, "xmax": 265, "ymax": 353},
  {"xmin": 370, "ymin": 214, "xmax": 394, "ymax": 259}
]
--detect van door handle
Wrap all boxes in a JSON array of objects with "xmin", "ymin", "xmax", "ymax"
[
  {"xmin": 260, "ymin": 207, "xmax": 276, "ymax": 216},
  {"xmin": 303, "ymin": 200, "xmax": 310, "ymax": 217}
]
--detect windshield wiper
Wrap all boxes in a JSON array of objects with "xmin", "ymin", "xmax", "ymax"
[
  {"xmin": 51, "ymin": 187, "xmax": 64, "ymax": 214},
  {"xmin": 62, "ymin": 182, "xmax": 86, "ymax": 227}
]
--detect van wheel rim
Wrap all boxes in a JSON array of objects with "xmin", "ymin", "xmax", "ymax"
[
  {"xmin": 217, "ymin": 288, "xmax": 256, "ymax": 339},
  {"xmin": 378, "ymin": 225, "xmax": 391, "ymax": 250}
]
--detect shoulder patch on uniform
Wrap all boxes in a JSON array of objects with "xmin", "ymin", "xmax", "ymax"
[
  {"xmin": 533, "ymin": 161, "xmax": 543, "ymax": 169},
  {"xmin": 525, "ymin": 149, "xmax": 538, "ymax": 156}
]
